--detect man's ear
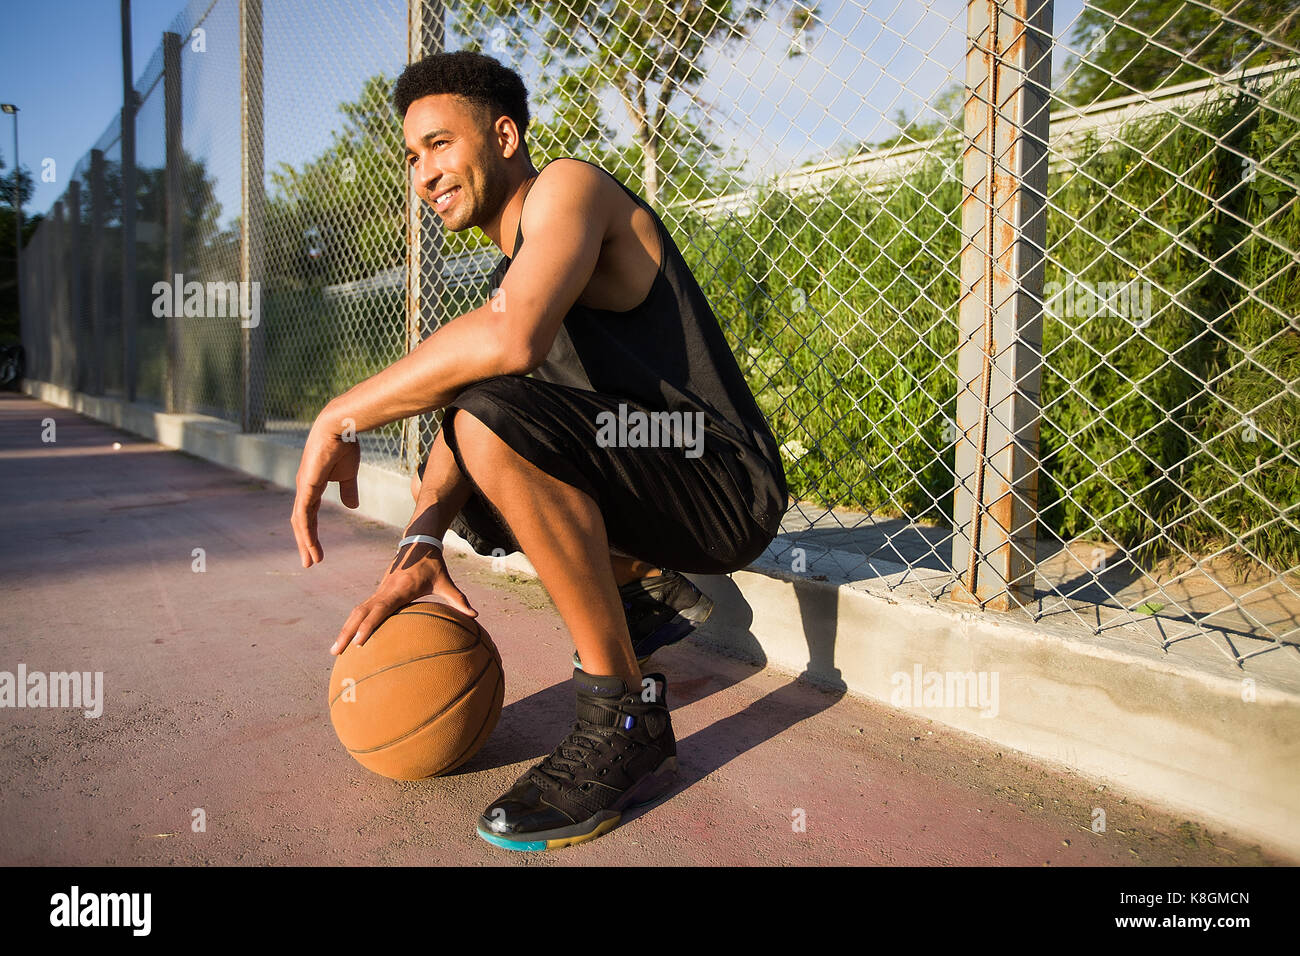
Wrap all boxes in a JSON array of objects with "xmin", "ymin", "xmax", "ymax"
[{"xmin": 494, "ymin": 115, "xmax": 524, "ymax": 160}]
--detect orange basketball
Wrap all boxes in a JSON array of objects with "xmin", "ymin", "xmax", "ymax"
[{"xmin": 328, "ymin": 601, "xmax": 504, "ymax": 780}]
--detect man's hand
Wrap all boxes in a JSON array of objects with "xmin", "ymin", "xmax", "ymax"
[
  {"xmin": 330, "ymin": 543, "xmax": 476, "ymax": 655},
  {"xmin": 292, "ymin": 418, "xmax": 361, "ymax": 568}
]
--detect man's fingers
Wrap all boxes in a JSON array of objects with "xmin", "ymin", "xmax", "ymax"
[
  {"xmin": 338, "ymin": 477, "xmax": 360, "ymax": 510},
  {"xmin": 290, "ymin": 500, "xmax": 312, "ymax": 568},
  {"xmin": 330, "ymin": 604, "xmax": 369, "ymax": 655},
  {"xmin": 291, "ymin": 485, "xmax": 324, "ymax": 567},
  {"xmin": 292, "ymin": 517, "xmax": 320, "ymax": 568},
  {"xmin": 435, "ymin": 581, "xmax": 477, "ymax": 618},
  {"xmin": 338, "ymin": 604, "xmax": 398, "ymax": 655},
  {"xmin": 331, "ymin": 597, "xmax": 409, "ymax": 655}
]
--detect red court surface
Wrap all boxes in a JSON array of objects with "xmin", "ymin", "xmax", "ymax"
[{"xmin": 0, "ymin": 394, "xmax": 1287, "ymax": 866}]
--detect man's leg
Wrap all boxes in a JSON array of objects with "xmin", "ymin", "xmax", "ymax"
[
  {"xmin": 449, "ymin": 408, "xmax": 642, "ymax": 688},
  {"xmin": 410, "ymin": 469, "xmax": 658, "ymax": 589}
]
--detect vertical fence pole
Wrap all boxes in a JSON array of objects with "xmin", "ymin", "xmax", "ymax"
[
  {"xmin": 164, "ymin": 31, "xmax": 184, "ymax": 414},
  {"xmin": 89, "ymin": 148, "xmax": 106, "ymax": 396},
  {"xmin": 51, "ymin": 199, "xmax": 65, "ymax": 386},
  {"xmin": 30, "ymin": 225, "xmax": 40, "ymax": 382},
  {"xmin": 950, "ymin": 0, "xmax": 1052, "ymax": 611},
  {"xmin": 67, "ymin": 180, "xmax": 85, "ymax": 392},
  {"xmin": 240, "ymin": 0, "xmax": 266, "ymax": 432},
  {"xmin": 403, "ymin": 0, "xmax": 445, "ymax": 474},
  {"xmin": 17, "ymin": 222, "xmax": 29, "ymax": 382},
  {"xmin": 28, "ymin": 222, "xmax": 40, "ymax": 382},
  {"xmin": 121, "ymin": 0, "xmax": 138, "ymax": 402},
  {"xmin": 42, "ymin": 219, "xmax": 52, "ymax": 383}
]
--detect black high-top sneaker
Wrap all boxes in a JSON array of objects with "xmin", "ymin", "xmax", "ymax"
[
  {"xmin": 476, "ymin": 669, "xmax": 678, "ymax": 851},
  {"xmin": 573, "ymin": 570, "xmax": 714, "ymax": 671}
]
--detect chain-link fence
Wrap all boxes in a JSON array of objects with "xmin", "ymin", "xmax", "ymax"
[{"xmin": 19, "ymin": 0, "xmax": 1300, "ymax": 673}]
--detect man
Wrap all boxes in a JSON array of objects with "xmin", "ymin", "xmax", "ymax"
[{"xmin": 291, "ymin": 51, "xmax": 787, "ymax": 851}]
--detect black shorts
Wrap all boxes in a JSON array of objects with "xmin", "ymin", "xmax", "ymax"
[{"xmin": 417, "ymin": 375, "xmax": 784, "ymax": 575}]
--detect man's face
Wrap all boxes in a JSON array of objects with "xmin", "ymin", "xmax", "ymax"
[{"xmin": 403, "ymin": 93, "xmax": 511, "ymax": 232}]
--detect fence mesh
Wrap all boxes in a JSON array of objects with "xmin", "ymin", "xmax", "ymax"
[
  {"xmin": 1036, "ymin": 6, "xmax": 1299, "ymax": 665},
  {"xmin": 172, "ymin": 0, "xmax": 245, "ymax": 423},
  {"xmin": 256, "ymin": 0, "xmax": 411, "ymax": 464},
  {"xmin": 18, "ymin": 0, "xmax": 1300, "ymax": 673}
]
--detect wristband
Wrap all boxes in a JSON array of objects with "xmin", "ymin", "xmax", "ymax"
[{"xmin": 396, "ymin": 534, "xmax": 443, "ymax": 552}]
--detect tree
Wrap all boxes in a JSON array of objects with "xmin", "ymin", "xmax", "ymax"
[
  {"xmin": 0, "ymin": 148, "xmax": 41, "ymax": 345},
  {"xmin": 0, "ymin": 148, "xmax": 35, "ymax": 212},
  {"xmin": 1060, "ymin": 0, "xmax": 1300, "ymax": 106},
  {"xmin": 455, "ymin": 1, "xmax": 822, "ymax": 205},
  {"xmin": 266, "ymin": 73, "xmax": 408, "ymax": 287},
  {"xmin": 526, "ymin": 82, "xmax": 735, "ymax": 206}
]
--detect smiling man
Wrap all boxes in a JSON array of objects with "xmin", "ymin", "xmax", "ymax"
[{"xmin": 291, "ymin": 51, "xmax": 787, "ymax": 851}]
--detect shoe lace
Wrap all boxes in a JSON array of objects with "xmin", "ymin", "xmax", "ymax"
[{"xmin": 527, "ymin": 698, "xmax": 626, "ymax": 790}]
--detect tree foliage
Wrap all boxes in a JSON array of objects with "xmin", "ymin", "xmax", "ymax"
[
  {"xmin": 454, "ymin": 1, "xmax": 822, "ymax": 205},
  {"xmin": 1060, "ymin": 0, "xmax": 1300, "ymax": 106},
  {"xmin": 265, "ymin": 73, "xmax": 408, "ymax": 288}
]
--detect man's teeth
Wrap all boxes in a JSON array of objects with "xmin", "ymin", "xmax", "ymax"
[{"xmin": 436, "ymin": 187, "xmax": 458, "ymax": 208}]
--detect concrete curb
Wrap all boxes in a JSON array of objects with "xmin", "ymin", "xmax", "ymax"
[{"xmin": 23, "ymin": 378, "xmax": 1300, "ymax": 859}]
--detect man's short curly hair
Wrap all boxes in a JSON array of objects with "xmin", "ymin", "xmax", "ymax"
[{"xmin": 393, "ymin": 51, "xmax": 530, "ymax": 138}]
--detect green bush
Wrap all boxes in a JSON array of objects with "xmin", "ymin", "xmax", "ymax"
[
  {"xmin": 678, "ymin": 155, "xmax": 962, "ymax": 525},
  {"xmin": 674, "ymin": 78, "xmax": 1296, "ymax": 573}
]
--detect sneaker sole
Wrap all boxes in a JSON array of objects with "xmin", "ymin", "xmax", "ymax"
[
  {"xmin": 475, "ymin": 756, "xmax": 679, "ymax": 852},
  {"xmin": 573, "ymin": 590, "xmax": 715, "ymax": 672}
]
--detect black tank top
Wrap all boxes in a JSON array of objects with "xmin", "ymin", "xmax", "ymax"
[{"xmin": 486, "ymin": 158, "xmax": 787, "ymax": 517}]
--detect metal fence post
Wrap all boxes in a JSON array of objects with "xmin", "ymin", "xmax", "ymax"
[
  {"xmin": 50, "ymin": 199, "xmax": 64, "ymax": 386},
  {"xmin": 37, "ymin": 223, "xmax": 47, "ymax": 382},
  {"xmin": 89, "ymin": 148, "xmax": 105, "ymax": 396},
  {"xmin": 403, "ymin": 0, "xmax": 445, "ymax": 474},
  {"xmin": 121, "ymin": 0, "xmax": 138, "ymax": 402},
  {"xmin": 28, "ymin": 220, "xmax": 40, "ymax": 382},
  {"xmin": 46, "ymin": 216, "xmax": 55, "ymax": 384},
  {"xmin": 240, "ymin": 0, "xmax": 266, "ymax": 432},
  {"xmin": 164, "ymin": 30, "xmax": 183, "ymax": 414},
  {"xmin": 67, "ymin": 180, "xmax": 85, "ymax": 392},
  {"xmin": 950, "ymin": 0, "xmax": 1052, "ymax": 611}
]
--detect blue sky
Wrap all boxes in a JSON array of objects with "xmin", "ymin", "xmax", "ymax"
[
  {"xmin": 3, "ymin": 0, "xmax": 1091, "ymax": 220},
  {"xmin": 2, "ymin": 0, "xmax": 185, "ymax": 216}
]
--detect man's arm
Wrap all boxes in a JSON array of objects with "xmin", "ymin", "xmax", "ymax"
[
  {"xmin": 403, "ymin": 426, "xmax": 473, "ymax": 544},
  {"xmin": 329, "ymin": 427, "xmax": 475, "ymax": 653},
  {"xmin": 292, "ymin": 159, "xmax": 613, "ymax": 567},
  {"xmin": 316, "ymin": 159, "xmax": 612, "ymax": 435}
]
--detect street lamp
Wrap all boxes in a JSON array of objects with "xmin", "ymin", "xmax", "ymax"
[{"xmin": 1, "ymin": 103, "xmax": 20, "ymax": 331}]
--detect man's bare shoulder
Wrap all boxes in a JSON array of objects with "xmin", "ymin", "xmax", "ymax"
[{"xmin": 521, "ymin": 158, "xmax": 625, "ymax": 234}]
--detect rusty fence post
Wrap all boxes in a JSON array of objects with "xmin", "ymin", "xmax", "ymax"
[
  {"xmin": 950, "ymin": 0, "xmax": 1053, "ymax": 610},
  {"xmin": 121, "ymin": 0, "xmax": 138, "ymax": 402},
  {"xmin": 164, "ymin": 30, "xmax": 183, "ymax": 413},
  {"xmin": 240, "ymin": 0, "xmax": 266, "ymax": 432},
  {"xmin": 67, "ymin": 180, "xmax": 85, "ymax": 392},
  {"xmin": 403, "ymin": 0, "xmax": 446, "ymax": 475},
  {"xmin": 89, "ymin": 148, "xmax": 106, "ymax": 396}
]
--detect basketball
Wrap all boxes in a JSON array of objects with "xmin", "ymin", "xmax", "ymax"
[{"xmin": 328, "ymin": 601, "xmax": 504, "ymax": 780}]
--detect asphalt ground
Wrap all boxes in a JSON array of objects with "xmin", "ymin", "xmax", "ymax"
[{"xmin": 0, "ymin": 393, "xmax": 1287, "ymax": 866}]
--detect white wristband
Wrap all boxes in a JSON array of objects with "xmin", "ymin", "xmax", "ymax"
[{"xmin": 396, "ymin": 534, "xmax": 443, "ymax": 551}]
